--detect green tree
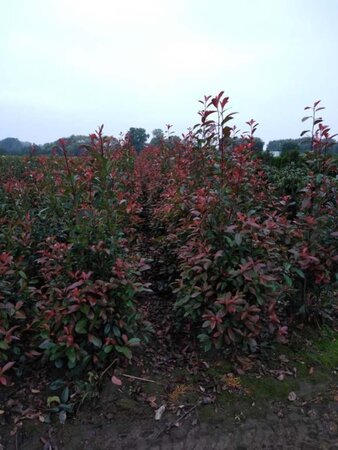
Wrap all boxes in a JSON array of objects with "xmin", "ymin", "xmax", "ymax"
[
  {"xmin": 127, "ymin": 128, "xmax": 149, "ymax": 153},
  {"xmin": 281, "ymin": 141, "xmax": 300, "ymax": 154},
  {"xmin": 251, "ymin": 137, "xmax": 264, "ymax": 153},
  {"xmin": 150, "ymin": 129, "xmax": 164, "ymax": 146}
]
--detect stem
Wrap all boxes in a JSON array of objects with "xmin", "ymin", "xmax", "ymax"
[{"xmin": 60, "ymin": 140, "xmax": 77, "ymax": 204}]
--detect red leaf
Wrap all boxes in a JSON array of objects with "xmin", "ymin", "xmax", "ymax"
[
  {"xmin": 1, "ymin": 361, "xmax": 15, "ymax": 374},
  {"xmin": 221, "ymin": 96, "xmax": 229, "ymax": 108},
  {"xmin": 66, "ymin": 280, "xmax": 84, "ymax": 292},
  {"xmin": 111, "ymin": 375, "xmax": 122, "ymax": 386},
  {"xmin": 227, "ymin": 328, "xmax": 235, "ymax": 342},
  {"xmin": 0, "ymin": 376, "xmax": 8, "ymax": 386}
]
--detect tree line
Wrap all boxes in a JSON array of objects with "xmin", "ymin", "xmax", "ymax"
[{"xmin": 1, "ymin": 131, "xmax": 337, "ymax": 156}]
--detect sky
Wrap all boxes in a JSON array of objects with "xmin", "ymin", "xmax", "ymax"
[{"xmin": 1, "ymin": 0, "xmax": 338, "ymax": 145}]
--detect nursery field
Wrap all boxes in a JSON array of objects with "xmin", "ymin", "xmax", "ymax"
[{"xmin": 0, "ymin": 93, "xmax": 337, "ymax": 449}]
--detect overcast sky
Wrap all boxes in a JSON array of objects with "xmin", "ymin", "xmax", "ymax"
[{"xmin": 1, "ymin": 0, "xmax": 338, "ymax": 145}]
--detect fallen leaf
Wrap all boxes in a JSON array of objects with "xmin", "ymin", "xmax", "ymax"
[
  {"xmin": 279, "ymin": 355, "xmax": 289, "ymax": 363},
  {"xmin": 59, "ymin": 410, "xmax": 67, "ymax": 425},
  {"xmin": 288, "ymin": 391, "xmax": 297, "ymax": 402},
  {"xmin": 222, "ymin": 374, "xmax": 242, "ymax": 390},
  {"xmin": 147, "ymin": 395, "xmax": 157, "ymax": 408},
  {"xmin": 155, "ymin": 404, "xmax": 166, "ymax": 420},
  {"xmin": 111, "ymin": 375, "xmax": 122, "ymax": 386},
  {"xmin": 31, "ymin": 389, "xmax": 40, "ymax": 394},
  {"xmin": 202, "ymin": 395, "xmax": 215, "ymax": 405},
  {"xmin": 169, "ymin": 384, "xmax": 189, "ymax": 404}
]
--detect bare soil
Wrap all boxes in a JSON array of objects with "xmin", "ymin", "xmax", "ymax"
[{"xmin": 1, "ymin": 376, "xmax": 338, "ymax": 450}]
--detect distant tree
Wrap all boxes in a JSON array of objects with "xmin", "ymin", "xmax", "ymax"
[
  {"xmin": 0, "ymin": 147, "xmax": 8, "ymax": 155},
  {"xmin": 280, "ymin": 148, "xmax": 301, "ymax": 165},
  {"xmin": 251, "ymin": 137, "xmax": 264, "ymax": 153},
  {"xmin": 166, "ymin": 135, "xmax": 181, "ymax": 150},
  {"xmin": 0, "ymin": 137, "xmax": 30, "ymax": 155},
  {"xmin": 38, "ymin": 135, "xmax": 90, "ymax": 156},
  {"xmin": 267, "ymin": 138, "xmax": 312, "ymax": 154},
  {"xmin": 150, "ymin": 129, "xmax": 164, "ymax": 146},
  {"xmin": 332, "ymin": 142, "xmax": 338, "ymax": 154},
  {"xmin": 230, "ymin": 136, "xmax": 264, "ymax": 152},
  {"xmin": 127, "ymin": 128, "xmax": 149, "ymax": 153},
  {"xmin": 281, "ymin": 141, "xmax": 300, "ymax": 154}
]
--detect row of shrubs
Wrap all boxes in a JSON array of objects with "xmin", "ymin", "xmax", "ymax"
[
  {"xmin": 0, "ymin": 129, "xmax": 147, "ymax": 385},
  {"xmin": 139, "ymin": 93, "xmax": 338, "ymax": 353},
  {"xmin": 1, "ymin": 94, "xmax": 337, "ymax": 387}
]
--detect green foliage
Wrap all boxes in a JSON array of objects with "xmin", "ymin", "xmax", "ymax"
[
  {"xmin": 1, "ymin": 94, "xmax": 337, "ymax": 392},
  {"xmin": 0, "ymin": 128, "xmax": 145, "ymax": 386},
  {"xmin": 267, "ymin": 138, "xmax": 338, "ymax": 156},
  {"xmin": 150, "ymin": 129, "xmax": 164, "ymax": 146},
  {"xmin": 0, "ymin": 137, "xmax": 30, "ymax": 155},
  {"xmin": 140, "ymin": 92, "xmax": 338, "ymax": 355},
  {"xmin": 281, "ymin": 141, "xmax": 300, "ymax": 154},
  {"xmin": 127, "ymin": 127, "xmax": 149, "ymax": 153}
]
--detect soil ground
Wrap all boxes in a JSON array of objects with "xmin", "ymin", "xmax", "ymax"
[{"xmin": 1, "ymin": 368, "xmax": 338, "ymax": 449}]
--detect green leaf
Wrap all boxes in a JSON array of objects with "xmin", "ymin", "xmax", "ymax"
[
  {"xmin": 112, "ymin": 326, "xmax": 121, "ymax": 337},
  {"xmin": 67, "ymin": 359, "xmax": 76, "ymax": 369},
  {"xmin": 80, "ymin": 304, "xmax": 90, "ymax": 315},
  {"xmin": 316, "ymin": 174, "xmax": 323, "ymax": 184},
  {"xmin": 75, "ymin": 318, "xmax": 88, "ymax": 334},
  {"xmin": 0, "ymin": 340, "xmax": 9, "ymax": 350},
  {"xmin": 197, "ymin": 333, "xmax": 209, "ymax": 342},
  {"xmin": 88, "ymin": 335, "xmax": 102, "ymax": 348},
  {"xmin": 234, "ymin": 233, "xmax": 242, "ymax": 245},
  {"xmin": 103, "ymin": 345, "xmax": 113, "ymax": 354},
  {"xmin": 54, "ymin": 359, "xmax": 63, "ymax": 369},
  {"xmin": 61, "ymin": 386, "xmax": 69, "ymax": 403},
  {"xmin": 47, "ymin": 396, "xmax": 60, "ymax": 407},
  {"xmin": 50, "ymin": 379, "xmax": 66, "ymax": 391},
  {"xmin": 18, "ymin": 271, "xmax": 27, "ymax": 280},
  {"xmin": 115, "ymin": 345, "xmax": 132, "ymax": 360},
  {"xmin": 128, "ymin": 338, "xmax": 141, "ymax": 347},
  {"xmin": 66, "ymin": 347, "xmax": 76, "ymax": 364},
  {"xmin": 284, "ymin": 275, "xmax": 293, "ymax": 287},
  {"xmin": 293, "ymin": 268, "xmax": 305, "ymax": 279},
  {"xmin": 39, "ymin": 339, "xmax": 52, "ymax": 350}
]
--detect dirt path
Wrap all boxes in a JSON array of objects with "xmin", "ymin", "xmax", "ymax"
[{"xmin": 2, "ymin": 384, "xmax": 338, "ymax": 450}]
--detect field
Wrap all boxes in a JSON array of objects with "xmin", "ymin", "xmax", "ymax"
[{"xmin": 0, "ymin": 93, "xmax": 337, "ymax": 448}]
